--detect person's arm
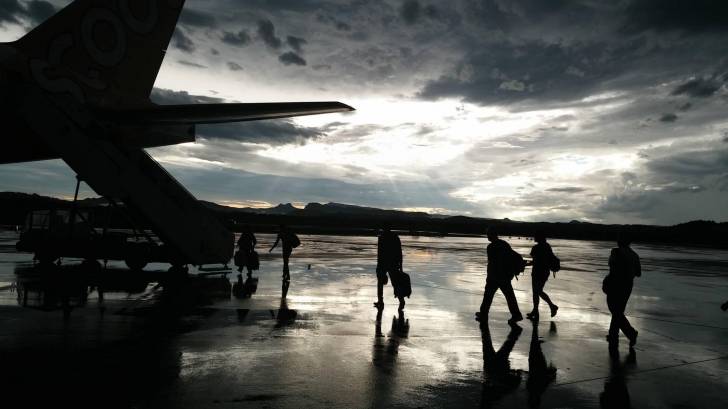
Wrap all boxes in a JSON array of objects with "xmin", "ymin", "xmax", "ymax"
[
  {"xmin": 608, "ymin": 249, "xmax": 617, "ymax": 275},
  {"xmin": 376, "ymin": 236, "xmax": 383, "ymax": 271},
  {"xmin": 396, "ymin": 236, "xmax": 403, "ymax": 271},
  {"xmin": 269, "ymin": 234, "xmax": 280, "ymax": 252},
  {"xmin": 252, "ymin": 234, "xmax": 257, "ymax": 248}
]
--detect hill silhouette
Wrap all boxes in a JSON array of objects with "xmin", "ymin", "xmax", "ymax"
[{"xmin": 2, "ymin": 192, "xmax": 727, "ymax": 248}]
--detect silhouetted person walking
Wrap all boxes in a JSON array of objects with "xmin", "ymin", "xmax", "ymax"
[
  {"xmin": 527, "ymin": 233, "xmax": 558, "ymax": 320},
  {"xmin": 235, "ymin": 226, "xmax": 257, "ymax": 278},
  {"xmin": 603, "ymin": 233, "xmax": 640, "ymax": 348},
  {"xmin": 477, "ymin": 227, "xmax": 524, "ymax": 324},
  {"xmin": 375, "ymin": 226, "xmax": 406, "ymax": 310},
  {"xmin": 270, "ymin": 225, "xmax": 299, "ymax": 282}
]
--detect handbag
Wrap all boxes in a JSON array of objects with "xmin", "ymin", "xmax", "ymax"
[{"xmin": 602, "ymin": 275, "xmax": 613, "ymax": 294}]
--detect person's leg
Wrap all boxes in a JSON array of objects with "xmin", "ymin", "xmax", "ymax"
[
  {"xmin": 479, "ymin": 282, "xmax": 498, "ymax": 317},
  {"xmin": 375, "ymin": 269, "xmax": 388, "ymax": 307},
  {"xmin": 540, "ymin": 290, "xmax": 558, "ymax": 317},
  {"xmin": 500, "ymin": 281, "xmax": 523, "ymax": 322},
  {"xmin": 618, "ymin": 287, "xmax": 637, "ymax": 344},
  {"xmin": 282, "ymin": 249, "xmax": 291, "ymax": 280},
  {"xmin": 398, "ymin": 296, "xmax": 405, "ymax": 311},
  {"xmin": 375, "ymin": 275, "xmax": 385, "ymax": 307},
  {"xmin": 531, "ymin": 276, "xmax": 541, "ymax": 316},
  {"xmin": 539, "ymin": 291, "xmax": 554, "ymax": 307},
  {"xmin": 606, "ymin": 292, "xmax": 624, "ymax": 342}
]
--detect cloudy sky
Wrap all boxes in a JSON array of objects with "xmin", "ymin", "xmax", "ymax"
[{"xmin": 1, "ymin": 0, "xmax": 728, "ymax": 225}]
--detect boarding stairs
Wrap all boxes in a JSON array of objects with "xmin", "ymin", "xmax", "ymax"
[{"xmin": 21, "ymin": 89, "xmax": 234, "ymax": 267}]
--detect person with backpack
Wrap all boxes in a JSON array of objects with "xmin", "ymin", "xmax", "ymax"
[
  {"xmin": 269, "ymin": 225, "xmax": 300, "ymax": 282},
  {"xmin": 526, "ymin": 232, "xmax": 559, "ymax": 320},
  {"xmin": 374, "ymin": 226, "xmax": 409, "ymax": 311},
  {"xmin": 476, "ymin": 227, "xmax": 524, "ymax": 324},
  {"xmin": 603, "ymin": 233, "xmax": 641, "ymax": 348}
]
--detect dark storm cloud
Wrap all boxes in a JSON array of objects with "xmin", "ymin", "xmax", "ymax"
[
  {"xmin": 172, "ymin": 28, "xmax": 195, "ymax": 53},
  {"xmin": 420, "ymin": 41, "xmax": 627, "ymax": 104},
  {"xmin": 229, "ymin": 0, "xmax": 329, "ymax": 13},
  {"xmin": 151, "ymin": 88, "xmax": 224, "ymax": 105},
  {"xmin": 503, "ymin": 192, "xmax": 578, "ymax": 212},
  {"xmin": 221, "ymin": 30, "xmax": 251, "ymax": 47},
  {"xmin": 647, "ymin": 148, "xmax": 728, "ymax": 180},
  {"xmin": 659, "ymin": 113, "xmax": 678, "ymax": 123},
  {"xmin": 24, "ymin": 1, "xmax": 55, "ymax": 25},
  {"xmin": 410, "ymin": 1, "xmax": 728, "ymax": 108},
  {"xmin": 0, "ymin": 0, "xmax": 54, "ymax": 25},
  {"xmin": 179, "ymin": 8, "xmax": 217, "ymax": 29},
  {"xmin": 546, "ymin": 187, "xmax": 589, "ymax": 194},
  {"xmin": 0, "ymin": 1, "xmax": 23, "ymax": 24},
  {"xmin": 586, "ymin": 144, "xmax": 728, "ymax": 223},
  {"xmin": 177, "ymin": 60, "xmax": 207, "ymax": 69},
  {"xmin": 197, "ymin": 121, "xmax": 321, "ymax": 145},
  {"xmin": 400, "ymin": 0, "xmax": 421, "ymax": 25},
  {"xmin": 227, "ymin": 61, "xmax": 243, "ymax": 71},
  {"xmin": 670, "ymin": 78, "xmax": 721, "ymax": 98},
  {"xmin": 336, "ymin": 21, "xmax": 351, "ymax": 31},
  {"xmin": 257, "ymin": 19, "xmax": 282, "ymax": 49},
  {"xmin": 279, "ymin": 51, "xmax": 307, "ymax": 66},
  {"xmin": 315, "ymin": 13, "xmax": 352, "ymax": 31},
  {"xmin": 677, "ymin": 102, "xmax": 692, "ymax": 111},
  {"xmin": 622, "ymin": 0, "xmax": 728, "ymax": 33},
  {"xmin": 286, "ymin": 35, "xmax": 307, "ymax": 53}
]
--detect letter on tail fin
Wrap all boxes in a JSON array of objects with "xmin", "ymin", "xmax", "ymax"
[{"xmin": 16, "ymin": 0, "xmax": 186, "ymax": 108}]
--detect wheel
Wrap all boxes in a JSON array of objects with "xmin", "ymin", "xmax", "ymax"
[{"xmin": 124, "ymin": 244, "xmax": 149, "ymax": 271}]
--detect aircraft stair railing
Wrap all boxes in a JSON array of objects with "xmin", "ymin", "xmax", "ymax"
[{"xmin": 20, "ymin": 90, "xmax": 233, "ymax": 267}]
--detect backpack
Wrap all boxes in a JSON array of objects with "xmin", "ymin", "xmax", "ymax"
[
  {"xmin": 289, "ymin": 233, "xmax": 301, "ymax": 248},
  {"xmin": 549, "ymin": 253, "xmax": 560, "ymax": 273},
  {"xmin": 508, "ymin": 249, "xmax": 527, "ymax": 278}
]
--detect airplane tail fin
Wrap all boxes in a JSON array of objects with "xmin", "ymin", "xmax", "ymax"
[{"xmin": 16, "ymin": 0, "xmax": 185, "ymax": 108}]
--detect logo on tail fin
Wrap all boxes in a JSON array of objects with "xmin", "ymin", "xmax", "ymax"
[{"xmin": 25, "ymin": 0, "xmax": 185, "ymax": 106}]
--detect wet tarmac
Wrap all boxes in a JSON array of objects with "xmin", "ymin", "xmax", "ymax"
[{"xmin": 1, "ymin": 230, "xmax": 727, "ymax": 408}]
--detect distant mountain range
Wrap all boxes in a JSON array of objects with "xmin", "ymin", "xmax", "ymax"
[
  {"xmin": 2, "ymin": 192, "xmax": 727, "ymax": 248},
  {"xmin": 200, "ymin": 200, "xmax": 441, "ymax": 219}
]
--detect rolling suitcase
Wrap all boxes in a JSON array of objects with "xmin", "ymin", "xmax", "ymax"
[{"xmin": 392, "ymin": 271, "xmax": 412, "ymax": 298}]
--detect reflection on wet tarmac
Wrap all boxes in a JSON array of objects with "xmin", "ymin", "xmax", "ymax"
[
  {"xmin": 601, "ymin": 348, "xmax": 636, "ymax": 408},
  {"xmin": 0, "ymin": 231, "xmax": 727, "ymax": 408},
  {"xmin": 527, "ymin": 321, "xmax": 557, "ymax": 408},
  {"xmin": 274, "ymin": 281, "xmax": 298, "ymax": 327},
  {"xmin": 233, "ymin": 275, "xmax": 258, "ymax": 299},
  {"xmin": 480, "ymin": 322, "xmax": 523, "ymax": 407}
]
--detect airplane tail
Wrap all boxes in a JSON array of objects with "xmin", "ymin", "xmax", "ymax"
[{"xmin": 16, "ymin": 0, "xmax": 185, "ymax": 108}]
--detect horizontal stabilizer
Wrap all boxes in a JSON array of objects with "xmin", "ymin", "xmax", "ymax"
[{"xmin": 102, "ymin": 102, "xmax": 354, "ymax": 124}]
